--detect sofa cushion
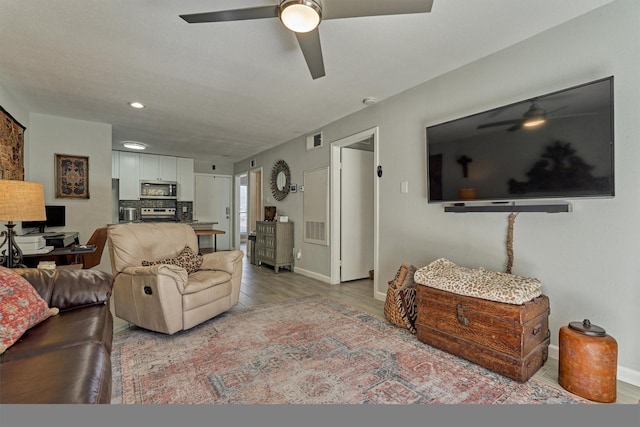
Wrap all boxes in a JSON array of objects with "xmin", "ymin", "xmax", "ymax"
[
  {"xmin": 142, "ymin": 245, "xmax": 203, "ymax": 274},
  {"xmin": 108, "ymin": 223, "xmax": 200, "ymax": 275},
  {"xmin": 0, "ymin": 267, "xmax": 59, "ymax": 354},
  {"xmin": 0, "ymin": 304, "xmax": 113, "ymax": 363},
  {"xmin": 12, "ymin": 268, "xmax": 113, "ymax": 311},
  {"xmin": 0, "ymin": 342, "xmax": 112, "ymax": 404}
]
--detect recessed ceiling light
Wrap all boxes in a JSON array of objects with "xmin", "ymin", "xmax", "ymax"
[
  {"xmin": 362, "ymin": 97, "xmax": 377, "ymax": 106},
  {"xmin": 122, "ymin": 141, "xmax": 147, "ymax": 150},
  {"xmin": 128, "ymin": 101, "xmax": 145, "ymax": 109}
]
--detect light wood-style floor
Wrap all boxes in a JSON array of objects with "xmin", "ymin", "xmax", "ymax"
[{"xmin": 114, "ymin": 246, "xmax": 640, "ymax": 405}]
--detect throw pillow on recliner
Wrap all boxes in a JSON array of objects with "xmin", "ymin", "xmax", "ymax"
[
  {"xmin": 142, "ymin": 245, "xmax": 203, "ymax": 274},
  {"xmin": 0, "ymin": 266, "xmax": 59, "ymax": 354}
]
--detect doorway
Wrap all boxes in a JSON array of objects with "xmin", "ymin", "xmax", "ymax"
[
  {"xmin": 248, "ymin": 167, "xmax": 263, "ymax": 234},
  {"xmin": 330, "ymin": 127, "xmax": 379, "ymax": 297},
  {"xmin": 235, "ymin": 172, "xmax": 248, "ymax": 249},
  {"xmin": 194, "ymin": 174, "xmax": 232, "ymax": 250}
]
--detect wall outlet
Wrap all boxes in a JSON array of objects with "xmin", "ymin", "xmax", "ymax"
[
  {"xmin": 296, "ymin": 250, "xmax": 302, "ymax": 260},
  {"xmin": 401, "ymin": 181, "xmax": 409, "ymax": 193},
  {"xmin": 182, "ymin": 206, "xmax": 188, "ymax": 213}
]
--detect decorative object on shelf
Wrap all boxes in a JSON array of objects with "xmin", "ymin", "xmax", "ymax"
[
  {"xmin": 264, "ymin": 206, "xmax": 276, "ymax": 222},
  {"xmin": 0, "ymin": 180, "xmax": 46, "ymax": 268},
  {"xmin": 457, "ymin": 187, "xmax": 477, "ymax": 200},
  {"xmin": 457, "ymin": 155, "xmax": 472, "ymax": 178},
  {"xmin": 0, "ymin": 105, "xmax": 26, "ymax": 181},
  {"xmin": 55, "ymin": 154, "xmax": 89, "ymax": 199},
  {"xmin": 270, "ymin": 159, "xmax": 291, "ymax": 201}
]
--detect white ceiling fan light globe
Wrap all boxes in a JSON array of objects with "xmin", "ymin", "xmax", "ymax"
[{"xmin": 280, "ymin": 0, "xmax": 322, "ymax": 33}]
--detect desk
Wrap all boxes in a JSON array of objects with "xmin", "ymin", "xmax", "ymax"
[
  {"xmin": 22, "ymin": 246, "xmax": 97, "ymax": 268},
  {"xmin": 20, "ymin": 232, "xmax": 93, "ymax": 268},
  {"xmin": 194, "ymin": 229, "xmax": 225, "ymax": 252},
  {"xmin": 24, "ymin": 231, "xmax": 79, "ymax": 248}
]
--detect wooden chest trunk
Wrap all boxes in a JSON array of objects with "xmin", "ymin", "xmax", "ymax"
[{"xmin": 416, "ymin": 284, "xmax": 550, "ymax": 382}]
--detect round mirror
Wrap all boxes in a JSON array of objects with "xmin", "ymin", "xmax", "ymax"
[
  {"xmin": 277, "ymin": 171, "xmax": 286, "ymax": 190},
  {"xmin": 270, "ymin": 160, "xmax": 291, "ymax": 201}
]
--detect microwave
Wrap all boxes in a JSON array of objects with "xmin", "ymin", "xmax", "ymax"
[{"xmin": 140, "ymin": 180, "xmax": 177, "ymax": 199}]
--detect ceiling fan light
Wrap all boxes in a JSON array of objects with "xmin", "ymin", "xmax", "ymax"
[
  {"xmin": 523, "ymin": 117, "xmax": 546, "ymax": 128},
  {"xmin": 122, "ymin": 141, "xmax": 147, "ymax": 150},
  {"xmin": 280, "ymin": 0, "xmax": 322, "ymax": 33}
]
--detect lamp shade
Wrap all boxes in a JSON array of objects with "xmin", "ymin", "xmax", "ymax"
[{"xmin": 0, "ymin": 180, "xmax": 46, "ymax": 222}]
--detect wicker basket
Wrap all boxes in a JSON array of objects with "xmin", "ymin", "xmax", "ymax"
[
  {"xmin": 384, "ymin": 263, "xmax": 409, "ymax": 328},
  {"xmin": 384, "ymin": 282, "xmax": 406, "ymax": 328}
]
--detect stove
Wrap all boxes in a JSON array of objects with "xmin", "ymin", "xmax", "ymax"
[{"xmin": 140, "ymin": 207, "xmax": 178, "ymax": 222}]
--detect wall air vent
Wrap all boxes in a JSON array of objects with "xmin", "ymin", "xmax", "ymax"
[
  {"xmin": 305, "ymin": 221, "xmax": 326, "ymax": 242},
  {"xmin": 306, "ymin": 131, "xmax": 323, "ymax": 151}
]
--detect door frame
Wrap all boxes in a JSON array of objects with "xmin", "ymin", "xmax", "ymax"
[
  {"xmin": 249, "ymin": 167, "xmax": 263, "ymax": 234},
  {"xmin": 330, "ymin": 127, "xmax": 379, "ymax": 297}
]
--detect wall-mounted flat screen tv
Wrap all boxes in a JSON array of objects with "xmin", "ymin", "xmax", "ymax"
[{"xmin": 426, "ymin": 76, "xmax": 614, "ymax": 204}]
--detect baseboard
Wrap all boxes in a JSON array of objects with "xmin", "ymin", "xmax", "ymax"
[
  {"xmin": 548, "ymin": 344, "xmax": 640, "ymax": 388},
  {"xmin": 293, "ymin": 266, "xmax": 331, "ymax": 283}
]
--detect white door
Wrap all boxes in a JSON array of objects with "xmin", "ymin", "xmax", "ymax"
[
  {"xmin": 194, "ymin": 174, "xmax": 232, "ymax": 250},
  {"xmin": 340, "ymin": 148, "xmax": 374, "ymax": 281}
]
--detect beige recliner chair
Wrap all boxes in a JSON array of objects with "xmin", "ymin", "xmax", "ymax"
[{"xmin": 107, "ymin": 222, "xmax": 243, "ymax": 334}]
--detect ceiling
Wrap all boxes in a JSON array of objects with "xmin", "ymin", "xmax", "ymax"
[{"xmin": 0, "ymin": 0, "xmax": 614, "ymax": 164}]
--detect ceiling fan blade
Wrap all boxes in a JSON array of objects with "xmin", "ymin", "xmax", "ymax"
[
  {"xmin": 323, "ymin": 0, "xmax": 433, "ymax": 20},
  {"xmin": 295, "ymin": 29, "xmax": 325, "ymax": 80},
  {"xmin": 507, "ymin": 122, "xmax": 523, "ymax": 132},
  {"xmin": 546, "ymin": 105, "xmax": 568, "ymax": 116},
  {"xmin": 549, "ymin": 112, "xmax": 600, "ymax": 119},
  {"xmin": 477, "ymin": 119, "xmax": 520, "ymax": 130},
  {"xmin": 179, "ymin": 5, "xmax": 278, "ymax": 24}
]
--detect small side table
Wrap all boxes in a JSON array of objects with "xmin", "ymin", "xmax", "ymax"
[{"xmin": 194, "ymin": 229, "xmax": 225, "ymax": 252}]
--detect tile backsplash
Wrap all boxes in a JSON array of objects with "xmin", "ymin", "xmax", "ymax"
[{"xmin": 118, "ymin": 200, "xmax": 193, "ymax": 222}]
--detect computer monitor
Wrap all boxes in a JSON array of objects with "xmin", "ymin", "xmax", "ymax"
[{"xmin": 22, "ymin": 205, "xmax": 66, "ymax": 233}]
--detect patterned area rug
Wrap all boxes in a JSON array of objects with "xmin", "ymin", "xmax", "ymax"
[{"xmin": 111, "ymin": 295, "xmax": 591, "ymax": 404}]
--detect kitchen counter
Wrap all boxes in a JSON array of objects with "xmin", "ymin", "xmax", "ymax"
[{"xmin": 111, "ymin": 221, "xmax": 218, "ymax": 227}]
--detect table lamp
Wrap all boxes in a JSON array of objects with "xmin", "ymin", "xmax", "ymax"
[{"xmin": 0, "ymin": 180, "xmax": 46, "ymax": 268}]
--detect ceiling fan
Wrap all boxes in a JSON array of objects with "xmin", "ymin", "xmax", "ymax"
[
  {"xmin": 179, "ymin": 0, "xmax": 434, "ymax": 79},
  {"xmin": 476, "ymin": 101, "xmax": 584, "ymax": 132}
]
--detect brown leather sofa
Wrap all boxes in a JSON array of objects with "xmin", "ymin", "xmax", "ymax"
[{"xmin": 0, "ymin": 268, "xmax": 114, "ymax": 404}]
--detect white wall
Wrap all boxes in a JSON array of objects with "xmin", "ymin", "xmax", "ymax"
[
  {"xmin": 27, "ymin": 113, "xmax": 113, "ymax": 272},
  {"xmin": 194, "ymin": 158, "xmax": 234, "ymax": 175},
  {"xmin": 235, "ymin": 0, "xmax": 640, "ymax": 383},
  {"xmin": 234, "ymin": 131, "xmax": 331, "ymax": 277}
]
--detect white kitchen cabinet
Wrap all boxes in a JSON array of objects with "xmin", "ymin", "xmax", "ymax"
[
  {"xmin": 176, "ymin": 157, "xmax": 195, "ymax": 201},
  {"xmin": 118, "ymin": 151, "xmax": 140, "ymax": 200},
  {"xmin": 112, "ymin": 151, "xmax": 120, "ymax": 179},
  {"xmin": 139, "ymin": 154, "xmax": 177, "ymax": 181}
]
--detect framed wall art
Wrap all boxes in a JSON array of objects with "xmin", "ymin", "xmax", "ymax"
[
  {"xmin": 55, "ymin": 154, "xmax": 90, "ymax": 199},
  {"xmin": 0, "ymin": 105, "xmax": 26, "ymax": 180}
]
